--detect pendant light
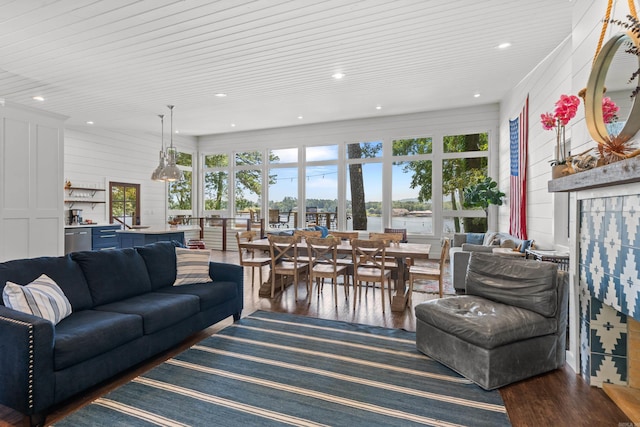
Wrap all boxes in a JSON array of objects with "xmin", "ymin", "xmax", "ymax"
[
  {"xmin": 161, "ymin": 105, "xmax": 183, "ymax": 182},
  {"xmin": 150, "ymin": 114, "xmax": 166, "ymax": 181}
]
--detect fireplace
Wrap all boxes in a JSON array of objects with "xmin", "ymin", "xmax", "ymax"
[{"xmin": 578, "ymin": 193, "xmax": 640, "ymax": 421}]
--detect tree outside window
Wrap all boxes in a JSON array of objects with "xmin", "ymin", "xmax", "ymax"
[{"xmin": 168, "ymin": 152, "xmax": 192, "ymax": 210}]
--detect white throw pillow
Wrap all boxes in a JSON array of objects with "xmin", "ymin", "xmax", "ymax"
[
  {"xmin": 3, "ymin": 274, "xmax": 72, "ymax": 324},
  {"xmin": 173, "ymin": 247, "xmax": 212, "ymax": 286}
]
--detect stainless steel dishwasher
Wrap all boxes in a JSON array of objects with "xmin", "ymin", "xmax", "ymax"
[{"xmin": 64, "ymin": 227, "xmax": 92, "ymax": 254}]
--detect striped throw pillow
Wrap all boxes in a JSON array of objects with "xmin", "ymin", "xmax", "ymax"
[
  {"xmin": 3, "ymin": 274, "xmax": 72, "ymax": 324},
  {"xmin": 173, "ymin": 248, "xmax": 212, "ymax": 286}
]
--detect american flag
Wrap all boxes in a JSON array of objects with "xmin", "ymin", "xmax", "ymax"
[{"xmin": 509, "ymin": 96, "xmax": 528, "ymax": 240}]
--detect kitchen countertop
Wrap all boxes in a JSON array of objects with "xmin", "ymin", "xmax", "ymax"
[
  {"xmin": 115, "ymin": 225, "xmax": 200, "ymax": 234},
  {"xmin": 64, "ymin": 224, "xmax": 118, "ymax": 229}
]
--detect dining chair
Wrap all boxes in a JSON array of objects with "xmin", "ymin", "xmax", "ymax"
[
  {"xmin": 330, "ymin": 231, "xmax": 359, "ymax": 243},
  {"xmin": 268, "ymin": 234, "xmax": 309, "ymax": 299},
  {"xmin": 293, "ymin": 229, "xmax": 323, "ymax": 263},
  {"xmin": 368, "ymin": 232, "xmax": 404, "ymax": 277},
  {"xmin": 236, "ymin": 230, "xmax": 271, "ymax": 286},
  {"xmin": 383, "ymin": 228, "xmax": 408, "ymax": 243},
  {"xmin": 305, "ymin": 236, "xmax": 350, "ymax": 305},
  {"xmin": 408, "ymin": 238, "xmax": 450, "ymax": 300},
  {"xmin": 351, "ymin": 238, "xmax": 393, "ymax": 312}
]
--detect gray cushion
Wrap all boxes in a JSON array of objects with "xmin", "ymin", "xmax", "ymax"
[
  {"xmin": 415, "ymin": 296, "xmax": 556, "ymax": 349},
  {"xmin": 94, "ymin": 292, "xmax": 199, "ymax": 334},
  {"xmin": 72, "ymin": 249, "xmax": 152, "ymax": 306},
  {"xmin": 460, "ymin": 243, "xmax": 495, "ymax": 253},
  {"xmin": 452, "ymin": 233, "xmax": 467, "ymax": 247},
  {"xmin": 466, "ymin": 252, "xmax": 558, "ymax": 317}
]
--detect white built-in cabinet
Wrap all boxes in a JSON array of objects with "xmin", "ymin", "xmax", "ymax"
[{"xmin": 0, "ymin": 101, "xmax": 67, "ymax": 261}]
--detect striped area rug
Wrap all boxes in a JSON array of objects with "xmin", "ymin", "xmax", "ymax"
[{"xmin": 55, "ymin": 311, "xmax": 510, "ymax": 426}]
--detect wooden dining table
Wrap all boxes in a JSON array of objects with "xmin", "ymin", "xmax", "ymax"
[{"xmin": 243, "ymin": 237, "xmax": 431, "ymax": 312}]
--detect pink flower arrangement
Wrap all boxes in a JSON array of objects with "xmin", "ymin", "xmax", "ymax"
[
  {"xmin": 540, "ymin": 94, "xmax": 581, "ymax": 165},
  {"xmin": 602, "ymin": 96, "xmax": 619, "ymax": 124}
]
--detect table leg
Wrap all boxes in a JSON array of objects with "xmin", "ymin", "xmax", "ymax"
[{"xmin": 390, "ymin": 256, "xmax": 409, "ymax": 312}]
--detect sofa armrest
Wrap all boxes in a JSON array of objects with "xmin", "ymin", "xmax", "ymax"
[
  {"xmin": 460, "ymin": 243, "xmax": 495, "ymax": 252},
  {"xmin": 0, "ymin": 306, "xmax": 55, "ymax": 415},
  {"xmin": 209, "ymin": 262, "xmax": 244, "ymax": 319},
  {"xmin": 450, "ymin": 250, "xmax": 472, "ymax": 291}
]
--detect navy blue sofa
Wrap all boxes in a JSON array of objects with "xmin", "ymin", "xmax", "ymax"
[{"xmin": 0, "ymin": 241, "xmax": 243, "ymax": 426}]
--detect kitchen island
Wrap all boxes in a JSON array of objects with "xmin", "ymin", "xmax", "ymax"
[{"xmin": 116, "ymin": 225, "xmax": 200, "ymax": 248}]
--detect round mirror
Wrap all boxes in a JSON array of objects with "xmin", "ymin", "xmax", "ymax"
[{"xmin": 585, "ymin": 31, "xmax": 640, "ymax": 144}]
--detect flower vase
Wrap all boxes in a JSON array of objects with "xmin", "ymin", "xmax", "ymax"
[{"xmin": 551, "ymin": 164, "xmax": 571, "ymax": 179}]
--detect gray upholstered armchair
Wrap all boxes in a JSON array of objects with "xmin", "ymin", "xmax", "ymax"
[{"xmin": 414, "ymin": 252, "xmax": 568, "ymax": 390}]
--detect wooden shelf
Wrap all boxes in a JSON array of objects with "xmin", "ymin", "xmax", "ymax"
[
  {"xmin": 65, "ymin": 186, "xmax": 105, "ymax": 192},
  {"xmin": 548, "ymin": 156, "xmax": 640, "ymax": 192}
]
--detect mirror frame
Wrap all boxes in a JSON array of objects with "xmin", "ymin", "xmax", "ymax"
[{"xmin": 585, "ymin": 31, "xmax": 640, "ymax": 144}]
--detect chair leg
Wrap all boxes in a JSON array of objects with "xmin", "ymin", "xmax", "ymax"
[
  {"xmin": 293, "ymin": 272, "xmax": 298, "ymax": 300},
  {"xmin": 259, "ymin": 267, "xmax": 263, "ymax": 287},
  {"xmin": 380, "ymin": 280, "xmax": 385, "ymax": 313},
  {"xmin": 408, "ymin": 274, "xmax": 414, "ymax": 306},
  {"xmin": 271, "ymin": 273, "xmax": 276, "ymax": 298},
  {"xmin": 438, "ymin": 277, "xmax": 443, "ymax": 298}
]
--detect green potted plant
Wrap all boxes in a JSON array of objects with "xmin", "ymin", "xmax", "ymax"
[{"xmin": 462, "ymin": 177, "xmax": 505, "ymax": 232}]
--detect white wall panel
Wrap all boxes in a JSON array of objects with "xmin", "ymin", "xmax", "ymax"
[{"xmin": 0, "ymin": 102, "xmax": 66, "ymax": 261}]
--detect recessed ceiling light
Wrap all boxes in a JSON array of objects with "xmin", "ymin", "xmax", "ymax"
[
  {"xmin": 332, "ymin": 73, "xmax": 345, "ymax": 80},
  {"xmin": 86, "ymin": 121, "xmax": 94, "ymax": 125},
  {"xmin": 474, "ymin": 93, "xmax": 481, "ymax": 98},
  {"xmin": 231, "ymin": 123, "xmax": 236, "ymax": 127},
  {"xmin": 298, "ymin": 115, "xmax": 303, "ymax": 119},
  {"xmin": 376, "ymin": 105, "xmax": 382, "ymax": 110},
  {"xmin": 32, "ymin": 96, "xmax": 45, "ymax": 101},
  {"xmin": 214, "ymin": 93, "xmax": 227, "ymax": 97},
  {"xmin": 497, "ymin": 42, "xmax": 511, "ymax": 49}
]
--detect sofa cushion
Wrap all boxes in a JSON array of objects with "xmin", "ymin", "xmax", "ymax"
[
  {"xmin": 482, "ymin": 231, "xmax": 499, "ymax": 246},
  {"xmin": 466, "ymin": 252, "xmax": 558, "ymax": 317},
  {"xmin": 72, "ymin": 249, "xmax": 152, "ymax": 306},
  {"xmin": 466, "ymin": 233, "xmax": 484, "ymax": 245},
  {"xmin": 94, "ymin": 292, "xmax": 199, "ymax": 334},
  {"xmin": 155, "ymin": 281, "xmax": 238, "ymax": 311},
  {"xmin": 460, "ymin": 243, "xmax": 494, "ymax": 253},
  {"xmin": 3, "ymin": 274, "xmax": 72, "ymax": 324},
  {"xmin": 452, "ymin": 233, "xmax": 467, "ymax": 248},
  {"xmin": 0, "ymin": 255, "xmax": 93, "ymax": 311},
  {"xmin": 173, "ymin": 248, "xmax": 211, "ymax": 286},
  {"xmin": 54, "ymin": 309, "xmax": 143, "ymax": 370},
  {"xmin": 136, "ymin": 241, "xmax": 180, "ymax": 290},
  {"xmin": 415, "ymin": 296, "xmax": 557, "ymax": 349}
]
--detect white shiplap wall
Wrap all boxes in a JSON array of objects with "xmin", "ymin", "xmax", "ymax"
[
  {"xmin": 498, "ymin": 37, "xmax": 573, "ymax": 250},
  {"xmin": 64, "ymin": 126, "xmax": 197, "ymax": 228}
]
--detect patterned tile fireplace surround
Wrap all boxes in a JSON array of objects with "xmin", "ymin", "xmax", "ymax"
[{"xmin": 578, "ymin": 193, "xmax": 640, "ymax": 388}]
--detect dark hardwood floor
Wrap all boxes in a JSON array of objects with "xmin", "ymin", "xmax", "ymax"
[{"xmin": 0, "ymin": 249, "xmax": 630, "ymax": 426}]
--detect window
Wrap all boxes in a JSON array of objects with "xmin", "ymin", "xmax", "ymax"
[
  {"xmin": 268, "ymin": 148, "xmax": 298, "ymax": 229},
  {"xmin": 110, "ymin": 182, "xmax": 140, "ymax": 227},
  {"xmin": 346, "ymin": 141, "xmax": 382, "ymax": 231},
  {"xmin": 441, "ymin": 132, "xmax": 489, "ymax": 233},
  {"xmin": 168, "ymin": 152, "xmax": 193, "ymax": 211},
  {"xmin": 203, "ymin": 154, "xmax": 229, "ymax": 214},
  {"xmin": 391, "ymin": 137, "xmax": 433, "ymax": 234},
  {"xmin": 234, "ymin": 151, "xmax": 263, "ymax": 218},
  {"xmin": 305, "ymin": 145, "xmax": 338, "ymax": 229}
]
